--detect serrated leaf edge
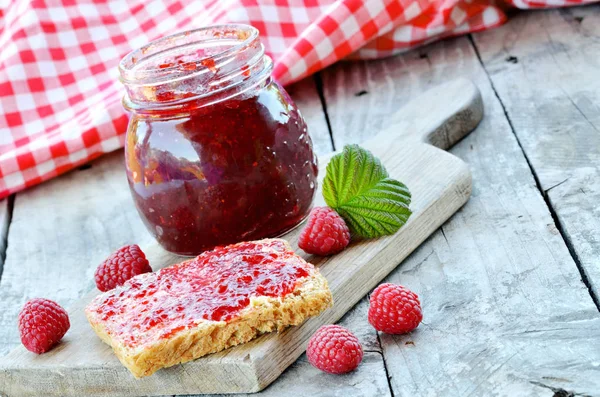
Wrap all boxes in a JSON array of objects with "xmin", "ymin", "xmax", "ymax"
[{"xmin": 322, "ymin": 144, "xmax": 412, "ymax": 238}]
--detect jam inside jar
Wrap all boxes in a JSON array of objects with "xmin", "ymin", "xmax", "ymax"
[{"xmin": 119, "ymin": 25, "xmax": 318, "ymax": 255}]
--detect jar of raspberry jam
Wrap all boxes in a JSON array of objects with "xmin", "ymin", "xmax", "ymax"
[{"xmin": 119, "ymin": 25, "xmax": 318, "ymax": 255}]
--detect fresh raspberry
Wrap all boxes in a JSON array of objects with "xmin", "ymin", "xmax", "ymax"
[
  {"xmin": 95, "ymin": 244, "xmax": 152, "ymax": 292},
  {"xmin": 306, "ymin": 325, "xmax": 363, "ymax": 374},
  {"xmin": 18, "ymin": 298, "xmax": 70, "ymax": 354},
  {"xmin": 298, "ymin": 207, "xmax": 350, "ymax": 255},
  {"xmin": 368, "ymin": 283, "xmax": 422, "ymax": 334}
]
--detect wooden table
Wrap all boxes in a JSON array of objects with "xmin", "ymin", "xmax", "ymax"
[{"xmin": 1, "ymin": 7, "xmax": 599, "ymax": 396}]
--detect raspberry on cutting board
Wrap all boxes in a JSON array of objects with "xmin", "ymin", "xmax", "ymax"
[
  {"xmin": 306, "ymin": 324, "xmax": 363, "ymax": 374},
  {"xmin": 368, "ymin": 283, "xmax": 422, "ymax": 334},
  {"xmin": 18, "ymin": 298, "xmax": 70, "ymax": 354},
  {"xmin": 94, "ymin": 244, "xmax": 152, "ymax": 292},
  {"xmin": 298, "ymin": 207, "xmax": 351, "ymax": 256}
]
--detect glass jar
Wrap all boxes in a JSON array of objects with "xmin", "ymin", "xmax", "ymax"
[{"xmin": 119, "ymin": 25, "xmax": 318, "ymax": 256}]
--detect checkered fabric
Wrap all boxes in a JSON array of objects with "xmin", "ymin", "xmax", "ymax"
[{"xmin": 0, "ymin": 0, "xmax": 595, "ymax": 199}]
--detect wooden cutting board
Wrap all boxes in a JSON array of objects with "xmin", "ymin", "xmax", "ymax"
[{"xmin": 0, "ymin": 78, "xmax": 483, "ymax": 397}]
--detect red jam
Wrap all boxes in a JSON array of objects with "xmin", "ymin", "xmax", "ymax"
[
  {"xmin": 120, "ymin": 26, "xmax": 318, "ymax": 255},
  {"xmin": 87, "ymin": 239, "xmax": 312, "ymax": 348}
]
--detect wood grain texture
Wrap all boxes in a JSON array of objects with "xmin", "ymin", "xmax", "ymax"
[
  {"xmin": 470, "ymin": 5, "xmax": 600, "ymax": 303},
  {"xmin": 321, "ymin": 33, "xmax": 600, "ymax": 396},
  {"xmin": 0, "ymin": 79, "xmax": 481, "ymax": 396}
]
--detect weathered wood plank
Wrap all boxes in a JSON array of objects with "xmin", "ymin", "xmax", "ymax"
[
  {"xmin": 0, "ymin": 197, "xmax": 11, "ymax": 276},
  {"xmin": 470, "ymin": 5, "xmax": 600, "ymax": 303},
  {"xmin": 321, "ymin": 33, "xmax": 600, "ymax": 396}
]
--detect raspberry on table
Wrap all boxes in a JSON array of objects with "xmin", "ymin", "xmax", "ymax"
[
  {"xmin": 18, "ymin": 298, "xmax": 70, "ymax": 354},
  {"xmin": 298, "ymin": 207, "xmax": 351, "ymax": 256},
  {"xmin": 368, "ymin": 283, "xmax": 422, "ymax": 334},
  {"xmin": 306, "ymin": 324, "xmax": 363, "ymax": 374},
  {"xmin": 95, "ymin": 244, "xmax": 152, "ymax": 292}
]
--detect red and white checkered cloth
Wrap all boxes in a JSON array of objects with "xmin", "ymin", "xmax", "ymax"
[{"xmin": 0, "ymin": 0, "xmax": 595, "ymax": 199}]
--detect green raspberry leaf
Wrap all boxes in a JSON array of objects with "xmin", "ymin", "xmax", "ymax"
[{"xmin": 322, "ymin": 144, "xmax": 412, "ymax": 238}]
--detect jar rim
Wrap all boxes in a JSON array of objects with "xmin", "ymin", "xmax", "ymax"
[
  {"xmin": 119, "ymin": 24, "xmax": 272, "ymax": 112},
  {"xmin": 119, "ymin": 24, "xmax": 259, "ymax": 86}
]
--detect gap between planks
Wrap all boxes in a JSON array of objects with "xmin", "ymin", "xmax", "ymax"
[
  {"xmin": 467, "ymin": 27, "xmax": 600, "ymax": 312},
  {"xmin": 0, "ymin": 195, "xmax": 15, "ymax": 281},
  {"xmin": 313, "ymin": 72, "xmax": 337, "ymax": 151},
  {"xmin": 468, "ymin": 5, "xmax": 600, "ymax": 309}
]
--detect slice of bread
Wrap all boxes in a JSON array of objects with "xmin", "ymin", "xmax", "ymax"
[{"xmin": 85, "ymin": 239, "xmax": 332, "ymax": 378}]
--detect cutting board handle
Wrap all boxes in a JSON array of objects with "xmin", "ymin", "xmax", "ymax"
[{"xmin": 378, "ymin": 78, "xmax": 483, "ymax": 150}]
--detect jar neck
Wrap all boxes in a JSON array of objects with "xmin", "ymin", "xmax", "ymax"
[{"xmin": 119, "ymin": 24, "xmax": 272, "ymax": 114}]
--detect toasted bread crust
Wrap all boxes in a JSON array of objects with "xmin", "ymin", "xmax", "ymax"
[{"xmin": 86, "ymin": 239, "xmax": 332, "ymax": 378}]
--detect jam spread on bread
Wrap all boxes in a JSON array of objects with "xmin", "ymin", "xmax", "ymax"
[{"xmin": 88, "ymin": 239, "xmax": 312, "ymax": 347}]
